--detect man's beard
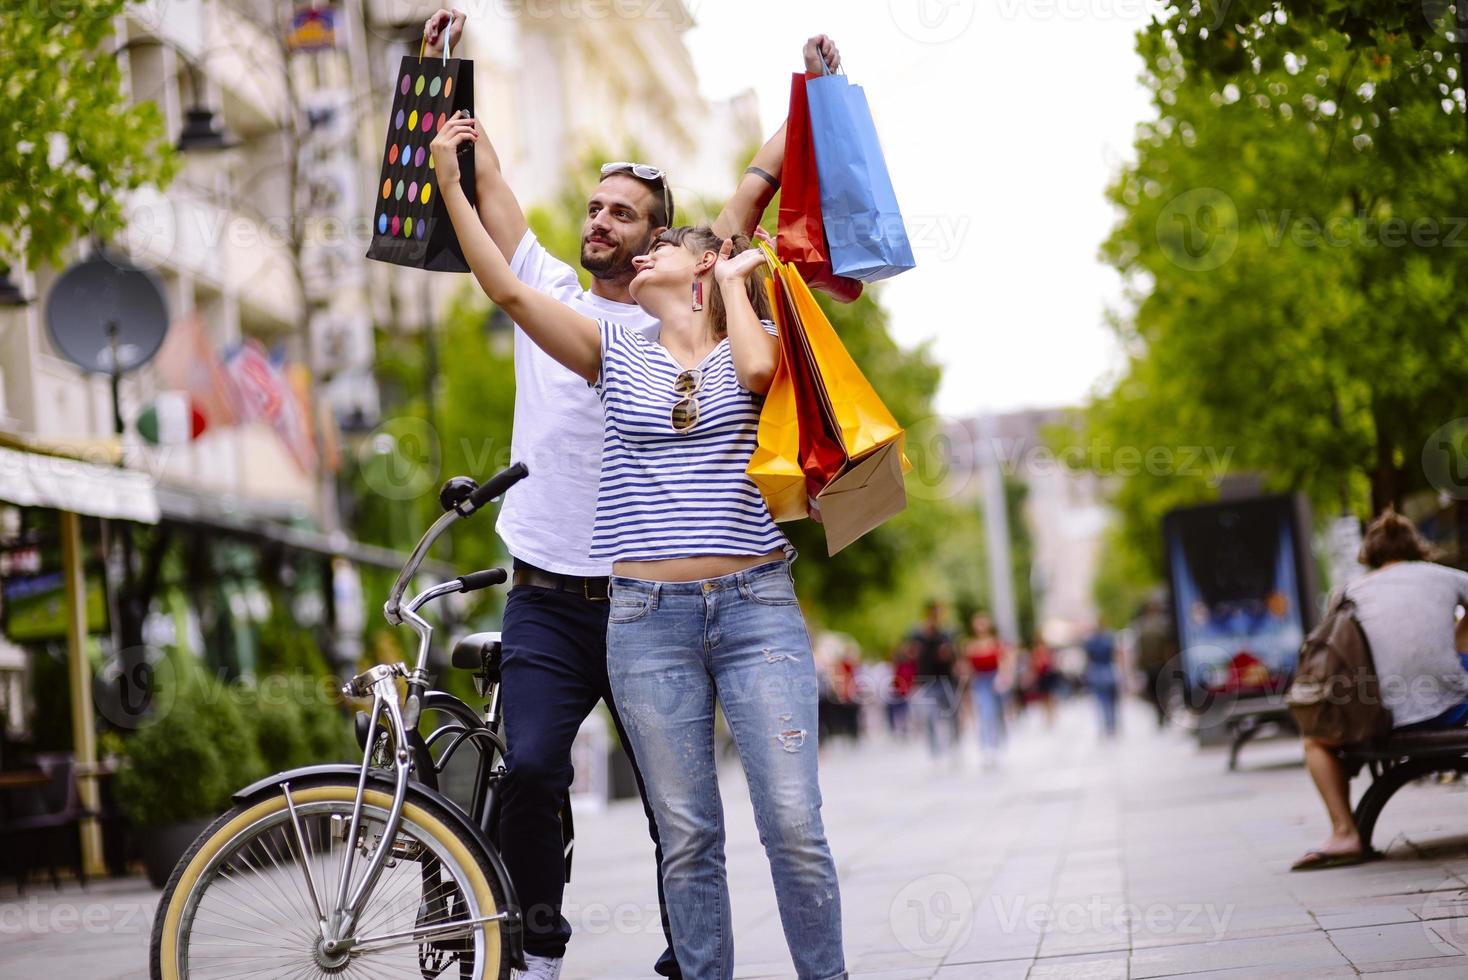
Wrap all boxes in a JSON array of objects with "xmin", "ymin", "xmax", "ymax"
[{"xmin": 581, "ymin": 232, "xmax": 653, "ymax": 281}]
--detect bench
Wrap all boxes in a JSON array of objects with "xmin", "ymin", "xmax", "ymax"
[
  {"xmin": 1222, "ymin": 698, "xmax": 1299, "ymax": 771},
  {"xmin": 1337, "ymin": 727, "xmax": 1468, "ymax": 852}
]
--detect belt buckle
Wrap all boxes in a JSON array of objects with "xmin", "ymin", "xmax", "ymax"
[{"xmin": 583, "ymin": 577, "xmax": 606, "ymax": 602}]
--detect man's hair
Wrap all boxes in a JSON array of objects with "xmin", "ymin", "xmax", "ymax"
[
  {"xmin": 1358, "ymin": 509, "xmax": 1436, "ymax": 569},
  {"xmin": 654, "ymin": 225, "xmax": 771, "ymax": 335}
]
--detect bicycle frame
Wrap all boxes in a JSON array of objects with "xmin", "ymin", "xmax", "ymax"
[{"xmin": 312, "ymin": 467, "xmax": 524, "ymax": 954}]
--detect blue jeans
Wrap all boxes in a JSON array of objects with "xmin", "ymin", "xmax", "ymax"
[
  {"xmin": 605, "ymin": 560, "xmax": 846, "ymax": 980},
  {"xmin": 1088, "ymin": 662, "xmax": 1119, "ymax": 736},
  {"xmin": 970, "ymin": 671, "xmax": 1005, "ymax": 752}
]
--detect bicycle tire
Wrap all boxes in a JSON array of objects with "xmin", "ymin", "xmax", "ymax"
[{"xmin": 149, "ymin": 777, "xmax": 512, "ymax": 980}]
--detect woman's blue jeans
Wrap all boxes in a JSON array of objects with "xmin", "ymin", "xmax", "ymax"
[
  {"xmin": 970, "ymin": 670, "xmax": 1005, "ymax": 752},
  {"xmin": 605, "ymin": 560, "xmax": 846, "ymax": 980}
]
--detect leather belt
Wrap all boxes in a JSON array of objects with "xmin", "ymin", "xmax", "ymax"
[{"xmin": 512, "ymin": 564, "xmax": 609, "ymax": 601}]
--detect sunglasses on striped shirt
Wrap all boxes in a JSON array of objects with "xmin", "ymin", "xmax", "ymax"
[{"xmin": 670, "ymin": 368, "xmax": 703, "ymax": 433}]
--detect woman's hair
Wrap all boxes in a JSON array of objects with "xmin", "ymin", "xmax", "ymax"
[
  {"xmin": 1358, "ymin": 509, "xmax": 1436, "ymax": 569},
  {"xmin": 654, "ymin": 225, "xmax": 772, "ymax": 336}
]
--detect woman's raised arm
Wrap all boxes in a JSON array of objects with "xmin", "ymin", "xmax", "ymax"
[{"xmin": 430, "ymin": 113, "xmax": 601, "ymax": 383}]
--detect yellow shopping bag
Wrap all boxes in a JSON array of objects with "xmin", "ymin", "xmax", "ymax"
[{"xmin": 781, "ymin": 263, "xmax": 908, "ymax": 459}]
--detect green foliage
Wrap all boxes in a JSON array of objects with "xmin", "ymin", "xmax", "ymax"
[
  {"xmin": 1085, "ymin": 14, "xmax": 1468, "ymax": 597},
  {"xmin": 0, "ymin": 0, "xmax": 177, "ymax": 269},
  {"xmin": 255, "ymin": 582, "xmax": 331, "ymax": 678},
  {"xmin": 115, "ymin": 652, "xmax": 354, "ymax": 827},
  {"xmin": 1166, "ymin": 1, "xmax": 1456, "ymax": 76},
  {"xmin": 241, "ymin": 676, "xmax": 357, "ymax": 771},
  {"xmin": 114, "ymin": 652, "xmax": 262, "ymax": 827}
]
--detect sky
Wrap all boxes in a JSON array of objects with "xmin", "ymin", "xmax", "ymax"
[{"xmin": 683, "ymin": 0, "xmax": 1160, "ymax": 419}]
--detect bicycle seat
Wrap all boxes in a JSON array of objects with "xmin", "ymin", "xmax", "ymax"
[{"xmin": 451, "ymin": 631, "xmax": 502, "ymax": 674}]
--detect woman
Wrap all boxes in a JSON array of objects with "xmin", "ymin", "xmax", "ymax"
[
  {"xmin": 1292, "ymin": 510, "xmax": 1468, "ymax": 871},
  {"xmin": 963, "ymin": 611, "xmax": 1008, "ymax": 762},
  {"xmin": 430, "ymin": 118, "xmax": 845, "ymax": 979}
]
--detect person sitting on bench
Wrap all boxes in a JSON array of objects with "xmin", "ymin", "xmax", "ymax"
[{"xmin": 1293, "ymin": 509, "xmax": 1468, "ymax": 870}]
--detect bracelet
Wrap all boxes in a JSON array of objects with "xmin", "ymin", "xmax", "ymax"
[{"xmin": 745, "ymin": 165, "xmax": 780, "ymax": 190}]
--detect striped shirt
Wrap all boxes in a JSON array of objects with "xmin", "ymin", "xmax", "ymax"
[{"xmin": 590, "ymin": 320, "xmax": 794, "ymax": 563}]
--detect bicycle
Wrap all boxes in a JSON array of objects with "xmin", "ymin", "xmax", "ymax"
[{"xmin": 150, "ymin": 463, "xmax": 536, "ymax": 980}]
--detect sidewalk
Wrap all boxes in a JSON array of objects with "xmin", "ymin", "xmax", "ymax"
[{"xmin": 4, "ymin": 698, "xmax": 1467, "ymax": 978}]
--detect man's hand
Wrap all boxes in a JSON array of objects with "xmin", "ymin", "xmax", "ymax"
[
  {"xmin": 424, "ymin": 9, "xmax": 466, "ymax": 57},
  {"xmin": 431, "ymin": 111, "xmax": 477, "ymax": 186},
  {"xmin": 803, "ymin": 34, "xmax": 841, "ymax": 75}
]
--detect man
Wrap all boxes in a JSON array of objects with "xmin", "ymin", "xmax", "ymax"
[
  {"xmin": 1131, "ymin": 594, "xmax": 1176, "ymax": 728},
  {"xmin": 423, "ymin": 12, "xmax": 839, "ymax": 978},
  {"xmin": 904, "ymin": 600, "xmax": 958, "ymax": 759}
]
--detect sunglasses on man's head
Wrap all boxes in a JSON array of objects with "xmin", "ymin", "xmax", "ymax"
[{"xmin": 600, "ymin": 161, "xmax": 674, "ymax": 225}]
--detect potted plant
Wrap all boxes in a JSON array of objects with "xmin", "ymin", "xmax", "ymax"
[{"xmin": 114, "ymin": 659, "xmax": 262, "ymax": 888}]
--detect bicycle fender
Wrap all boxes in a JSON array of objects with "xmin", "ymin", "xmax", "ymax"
[{"xmin": 231, "ymin": 764, "xmax": 525, "ymax": 967}]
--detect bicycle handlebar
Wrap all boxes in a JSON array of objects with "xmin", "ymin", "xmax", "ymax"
[
  {"xmin": 457, "ymin": 568, "xmax": 507, "ymax": 593},
  {"xmin": 384, "ymin": 462, "xmax": 529, "ymax": 624},
  {"xmin": 464, "ymin": 462, "xmax": 529, "ymax": 515}
]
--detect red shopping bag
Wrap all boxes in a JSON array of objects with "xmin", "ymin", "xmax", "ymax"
[
  {"xmin": 777, "ymin": 73, "xmax": 863, "ymax": 304},
  {"xmin": 771, "ymin": 269, "xmax": 846, "ymax": 494}
]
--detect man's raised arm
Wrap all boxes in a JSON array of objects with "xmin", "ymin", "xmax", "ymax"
[
  {"xmin": 424, "ymin": 9, "xmax": 529, "ymax": 261},
  {"xmin": 711, "ymin": 34, "xmax": 840, "ymax": 239}
]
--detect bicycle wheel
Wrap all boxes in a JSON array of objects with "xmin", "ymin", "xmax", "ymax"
[{"xmin": 150, "ymin": 778, "xmax": 511, "ymax": 980}]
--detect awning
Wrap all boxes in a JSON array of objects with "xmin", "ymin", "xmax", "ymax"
[{"xmin": 0, "ymin": 444, "xmax": 161, "ymax": 523}]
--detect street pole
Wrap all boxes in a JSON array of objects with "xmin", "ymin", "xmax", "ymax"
[
  {"xmin": 60, "ymin": 510, "xmax": 106, "ymax": 878},
  {"xmin": 979, "ymin": 414, "xmax": 1021, "ymax": 647}
]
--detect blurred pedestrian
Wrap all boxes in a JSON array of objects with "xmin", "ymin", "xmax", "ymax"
[
  {"xmin": 1083, "ymin": 624, "xmax": 1121, "ymax": 737},
  {"xmin": 887, "ymin": 643, "xmax": 916, "ymax": 737},
  {"xmin": 1131, "ymin": 595, "xmax": 1176, "ymax": 728},
  {"xmin": 1023, "ymin": 639, "xmax": 1059, "ymax": 728},
  {"xmin": 905, "ymin": 601, "xmax": 959, "ymax": 758},
  {"xmin": 964, "ymin": 611, "xmax": 1008, "ymax": 764}
]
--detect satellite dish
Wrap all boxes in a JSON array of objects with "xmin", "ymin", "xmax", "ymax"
[{"xmin": 45, "ymin": 253, "xmax": 169, "ymax": 376}]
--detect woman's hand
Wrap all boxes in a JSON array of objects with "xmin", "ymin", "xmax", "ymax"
[
  {"xmin": 423, "ymin": 9, "xmax": 466, "ymax": 57},
  {"xmin": 430, "ymin": 111, "xmax": 477, "ymax": 186},
  {"xmin": 714, "ymin": 239, "xmax": 768, "ymax": 286},
  {"xmin": 803, "ymin": 34, "xmax": 841, "ymax": 75}
]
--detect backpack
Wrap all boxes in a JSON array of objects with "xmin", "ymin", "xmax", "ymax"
[{"xmin": 1286, "ymin": 592, "xmax": 1393, "ymax": 744}]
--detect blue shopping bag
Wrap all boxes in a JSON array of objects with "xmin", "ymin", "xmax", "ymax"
[{"xmin": 805, "ymin": 63, "xmax": 916, "ymax": 282}]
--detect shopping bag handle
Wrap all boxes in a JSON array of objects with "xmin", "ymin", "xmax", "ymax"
[
  {"xmin": 757, "ymin": 237, "xmax": 782, "ymax": 270},
  {"xmin": 418, "ymin": 18, "xmax": 453, "ymax": 64},
  {"xmin": 817, "ymin": 52, "xmax": 842, "ymax": 77}
]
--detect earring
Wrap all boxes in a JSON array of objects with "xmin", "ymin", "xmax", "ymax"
[{"xmin": 691, "ymin": 280, "xmax": 704, "ymax": 312}]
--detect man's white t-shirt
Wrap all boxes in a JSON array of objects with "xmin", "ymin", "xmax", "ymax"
[{"xmin": 497, "ymin": 230, "xmax": 659, "ymax": 576}]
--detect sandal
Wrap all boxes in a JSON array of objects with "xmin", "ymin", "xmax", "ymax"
[{"xmin": 1290, "ymin": 849, "xmax": 1371, "ymax": 871}]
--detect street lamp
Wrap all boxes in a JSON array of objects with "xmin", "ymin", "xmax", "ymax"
[{"xmin": 113, "ymin": 37, "xmax": 238, "ymax": 154}]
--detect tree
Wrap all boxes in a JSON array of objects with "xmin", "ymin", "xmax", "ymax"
[
  {"xmin": 1087, "ymin": 16, "xmax": 1468, "ymax": 588},
  {"xmin": 0, "ymin": 0, "xmax": 176, "ymax": 270}
]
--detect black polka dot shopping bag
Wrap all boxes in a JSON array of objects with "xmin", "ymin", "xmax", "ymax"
[{"xmin": 366, "ymin": 36, "xmax": 475, "ymax": 272}]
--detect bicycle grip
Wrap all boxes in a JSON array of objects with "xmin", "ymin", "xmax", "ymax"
[
  {"xmin": 466, "ymin": 462, "xmax": 529, "ymax": 513},
  {"xmin": 457, "ymin": 568, "xmax": 507, "ymax": 593}
]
